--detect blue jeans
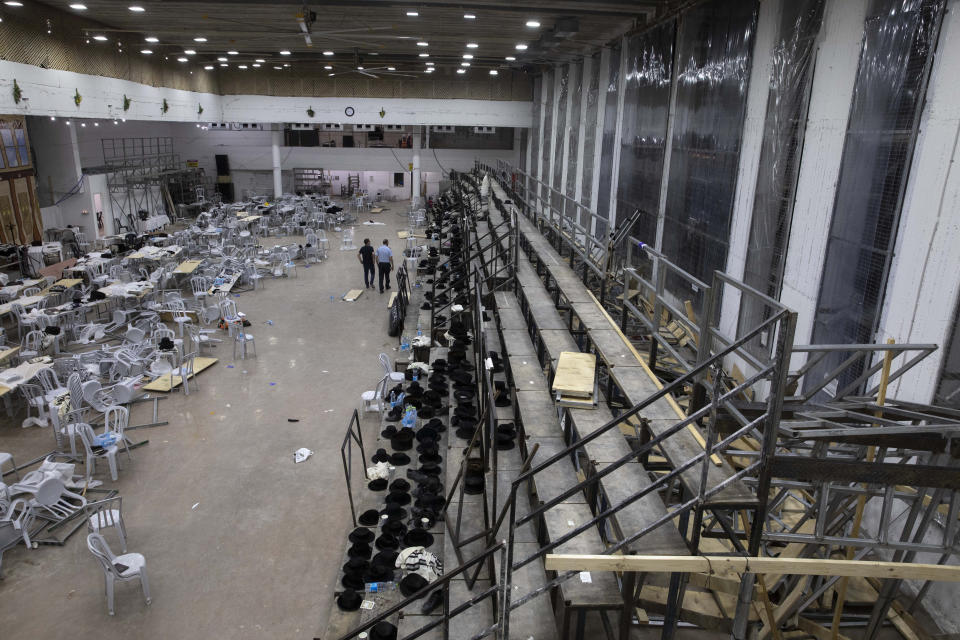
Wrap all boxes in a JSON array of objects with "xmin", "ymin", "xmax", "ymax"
[{"xmin": 363, "ymin": 262, "xmax": 375, "ymax": 287}]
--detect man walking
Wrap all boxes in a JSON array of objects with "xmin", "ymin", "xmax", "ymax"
[
  {"xmin": 376, "ymin": 239, "xmax": 394, "ymax": 293},
  {"xmin": 357, "ymin": 238, "xmax": 376, "ymax": 289}
]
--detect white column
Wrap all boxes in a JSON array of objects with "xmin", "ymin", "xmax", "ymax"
[
  {"xmin": 559, "ymin": 63, "xmax": 575, "ymax": 203},
  {"xmin": 780, "ymin": 0, "xmax": 869, "ymax": 345},
  {"xmin": 271, "ymin": 126, "xmax": 283, "ymax": 199},
  {"xmin": 513, "ymin": 127, "xmax": 522, "ymax": 169},
  {"xmin": 412, "ymin": 126, "xmax": 422, "ymax": 206}
]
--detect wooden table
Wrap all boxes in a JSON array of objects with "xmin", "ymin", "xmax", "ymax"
[
  {"xmin": 207, "ymin": 272, "xmax": 241, "ymax": 296},
  {"xmin": 0, "ymin": 360, "xmax": 52, "ymax": 397},
  {"xmin": 174, "ymin": 259, "xmax": 204, "ymax": 275},
  {"xmin": 0, "ymin": 346, "xmax": 20, "ymax": 366},
  {"xmin": 0, "ymin": 278, "xmax": 44, "ymax": 299},
  {"xmin": 99, "ymin": 281, "xmax": 154, "ymax": 298},
  {"xmin": 0, "ymin": 295, "xmax": 47, "ymax": 318},
  {"xmin": 41, "ymin": 278, "xmax": 83, "ymax": 295}
]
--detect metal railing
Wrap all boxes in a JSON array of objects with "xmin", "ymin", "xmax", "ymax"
[{"xmin": 339, "ymin": 409, "xmax": 368, "ymax": 529}]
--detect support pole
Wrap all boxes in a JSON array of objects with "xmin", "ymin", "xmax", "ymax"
[
  {"xmin": 412, "ymin": 126, "xmax": 422, "ymax": 207},
  {"xmin": 271, "ymin": 126, "xmax": 283, "ymax": 199}
]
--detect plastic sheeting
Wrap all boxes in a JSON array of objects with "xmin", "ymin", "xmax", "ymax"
[
  {"xmin": 738, "ymin": 0, "xmax": 824, "ymax": 353},
  {"xmin": 565, "ymin": 61, "xmax": 582, "ymax": 201},
  {"xmin": 811, "ymin": 0, "xmax": 944, "ymax": 386},
  {"xmin": 936, "ymin": 302, "xmax": 960, "ymax": 408},
  {"xmin": 660, "ymin": 0, "xmax": 759, "ymax": 292},
  {"xmin": 540, "ymin": 70, "xmax": 554, "ymax": 192},
  {"xmin": 580, "ymin": 53, "xmax": 601, "ymax": 210},
  {"xmin": 551, "ymin": 65, "xmax": 569, "ymax": 212},
  {"xmin": 596, "ymin": 44, "xmax": 622, "ymax": 235},
  {"xmin": 529, "ymin": 75, "xmax": 541, "ymax": 180},
  {"xmin": 615, "ymin": 21, "xmax": 676, "ymax": 247}
]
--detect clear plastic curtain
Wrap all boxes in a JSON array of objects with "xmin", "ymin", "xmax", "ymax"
[
  {"xmin": 737, "ymin": 0, "xmax": 825, "ymax": 354},
  {"xmin": 810, "ymin": 0, "xmax": 945, "ymax": 392},
  {"xmin": 660, "ymin": 0, "xmax": 759, "ymax": 294},
  {"xmin": 615, "ymin": 21, "xmax": 676, "ymax": 247},
  {"xmin": 551, "ymin": 66, "xmax": 569, "ymax": 213},
  {"xmin": 580, "ymin": 53, "xmax": 601, "ymax": 210},
  {"xmin": 565, "ymin": 61, "xmax": 583, "ymax": 202},
  {"xmin": 596, "ymin": 44, "xmax": 622, "ymax": 238}
]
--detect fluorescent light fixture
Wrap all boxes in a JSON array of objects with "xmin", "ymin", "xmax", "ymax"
[
  {"xmin": 461, "ymin": 62, "xmax": 470, "ymax": 67},
  {"xmin": 184, "ymin": 49, "xmax": 196, "ymax": 55},
  {"xmin": 227, "ymin": 50, "xmax": 238, "ymax": 55},
  {"xmin": 324, "ymin": 65, "xmax": 332, "ymax": 70},
  {"xmin": 145, "ymin": 36, "xmax": 158, "ymax": 42},
  {"xmin": 204, "ymin": 65, "xmax": 214, "ymax": 70},
  {"xmin": 466, "ymin": 43, "xmax": 478, "ymax": 48},
  {"xmin": 50, "ymin": 116, "xmax": 56, "ymax": 120},
  {"xmin": 456, "ymin": 69, "xmax": 466, "ymax": 74},
  {"xmin": 425, "ymin": 62, "xmax": 434, "ymax": 66},
  {"xmin": 65, "ymin": 121, "xmax": 71, "ymax": 125},
  {"xmin": 462, "ymin": 54, "xmax": 473, "ymax": 59},
  {"xmin": 505, "ymin": 56, "xmax": 516, "ymax": 61},
  {"xmin": 323, "ymin": 50, "xmax": 334, "ymax": 56},
  {"xmin": 274, "ymin": 65, "xmax": 282, "ymax": 69},
  {"xmin": 69, "ymin": 3, "xmax": 87, "ymax": 9},
  {"xmin": 357, "ymin": 66, "xmax": 364, "ymax": 70},
  {"xmin": 489, "ymin": 69, "xmax": 498, "ymax": 75},
  {"xmin": 329, "ymin": 73, "xmax": 335, "ymax": 76},
  {"xmin": 177, "ymin": 57, "xmax": 188, "ymax": 62},
  {"xmin": 255, "ymin": 58, "xmax": 265, "ymax": 63},
  {"xmin": 3, "ymin": 2, "xmax": 23, "ymax": 6},
  {"xmin": 93, "ymin": 35, "xmax": 108, "ymax": 41},
  {"xmin": 279, "ymin": 50, "xmax": 291, "ymax": 55},
  {"xmin": 463, "ymin": 13, "xmax": 475, "ymax": 19},
  {"xmin": 114, "ymin": 120, "xmax": 119, "ymax": 124},
  {"xmin": 238, "ymin": 65, "xmax": 248, "ymax": 69},
  {"xmin": 194, "ymin": 37, "xmax": 207, "ymax": 42},
  {"xmin": 416, "ymin": 41, "xmax": 428, "ymax": 46},
  {"xmin": 525, "ymin": 20, "xmax": 540, "ymax": 27},
  {"xmin": 93, "ymin": 122, "xmax": 98, "ymax": 126},
  {"xmin": 217, "ymin": 56, "xmax": 227, "ymax": 61},
  {"xmin": 252, "ymin": 63, "xmax": 261, "ymax": 67},
  {"xmin": 425, "ymin": 68, "xmax": 434, "ymax": 73},
  {"xmin": 283, "ymin": 63, "xmax": 290, "ymax": 67},
  {"xmin": 387, "ymin": 66, "xmax": 396, "ymax": 71},
  {"xmin": 419, "ymin": 53, "xmax": 429, "ymax": 58},
  {"xmin": 80, "ymin": 123, "xmax": 86, "ymax": 127},
  {"xmin": 368, "ymin": 52, "xmax": 378, "ymax": 56},
  {"xmin": 128, "ymin": 5, "xmax": 145, "ymax": 11},
  {"xmin": 140, "ymin": 49, "xmax": 153, "ymax": 54},
  {"xmin": 220, "ymin": 63, "xmax": 228, "ymax": 67},
  {"xmin": 406, "ymin": 11, "xmax": 418, "ymax": 17},
  {"xmin": 515, "ymin": 43, "xmax": 528, "ymax": 50}
]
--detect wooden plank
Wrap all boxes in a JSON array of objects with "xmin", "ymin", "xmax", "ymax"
[
  {"xmin": 544, "ymin": 555, "xmax": 960, "ymax": 582},
  {"xmin": 343, "ymin": 289, "xmax": 363, "ymax": 302},
  {"xmin": 142, "ymin": 357, "xmax": 219, "ymax": 391},
  {"xmin": 174, "ymin": 259, "xmax": 203, "ymax": 274},
  {"xmin": 386, "ymin": 292, "xmax": 397, "ymax": 308},
  {"xmin": 551, "ymin": 351, "xmax": 596, "ymax": 398}
]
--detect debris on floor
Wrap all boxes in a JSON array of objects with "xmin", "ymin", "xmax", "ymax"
[{"xmin": 293, "ymin": 448, "xmax": 313, "ymax": 463}]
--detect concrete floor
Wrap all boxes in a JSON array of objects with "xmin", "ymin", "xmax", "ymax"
[{"xmin": 0, "ymin": 206, "xmax": 413, "ymax": 639}]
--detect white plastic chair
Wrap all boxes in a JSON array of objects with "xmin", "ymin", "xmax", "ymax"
[
  {"xmin": 360, "ymin": 375, "xmax": 389, "ymax": 418},
  {"xmin": 379, "ymin": 353, "xmax": 406, "ymax": 384},
  {"xmin": 86, "ymin": 533, "xmax": 151, "ymax": 615},
  {"xmin": 76, "ymin": 423, "xmax": 119, "ymax": 482},
  {"xmin": 104, "ymin": 405, "xmax": 132, "ymax": 461},
  {"xmin": 176, "ymin": 352, "xmax": 200, "ymax": 394},
  {"xmin": 85, "ymin": 496, "xmax": 127, "ymax": 553},
  {"xmin": 233, "ymin": 331, "xmax": 256, "ymax": 360}
]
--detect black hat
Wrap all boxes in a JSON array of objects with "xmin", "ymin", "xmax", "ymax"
[
  {"xmin": 421, "ymin": 302, "xmax": 431, "ymax": 310},
  {"xmin": 394, "ymin": 427, "xmax": 415, "ymax": 443},
  {"xmin": 358, "ymin": 509, "xmax": 381, "ymax": 526},
  {"xmin": 428, "ymin": 381, "xmax": 448, "ymax": 393},
  {"xmin": 380, "ymin": 425, "xmax": 398, "ymax": 439},
  {"xmin": 336, "ymin": 588, "xmax": 362, "ymax": 611},
  {"xmin": 405, "ymin": 382, "xmax": 424, "ymax": 397},
  {"xmin": 349, "ymin": 527, "xmax": 375, "ymax": 544},
  {"xmin": 341, "ymin": 573, "xmax": 365, "ymax": 590},
  {"xmin": 342, "ymin": 557, "xmax": 369, "ymax": 574},
  {"xmin": 495, "ymin": 394, "xmax": 512, "ymax": 408},
  {"xmin": 368, "ymin": 478, "xmax": 388, "ymax": 491},
  {"xmin": 416, "ymin": 439, "xmax": 437, "ymax": 454},
  {"xmin": 370, "ymin": 621, "xmax": 398, "ymax": 640},
  {"xmin": 158, "ymin": 336, "xmax": 175, "ymax": 350},
  {"xmin": 418, "ymin": 462, "xmax": 442, "ymax": 477},
  {"xmin": 386, "ymin": 491, "xmax": 411, "ymax": 506},
  {"xmin": 380, "ymin": 503, "xmax": 407, "ymax": 520},
  {"xmin": 419, "ymin": 405, "xmax": 436, "ymax": 419},
  {"xmin": 495, "ymin": 433, "xmax": 516, "ymax": 450},
  {"xmin": 426, "ymin": 418, "xmax": 445, "ymax": 430},
  {"xmin": 464, "ymin": 475, "xmax": 485, "ymax": 495},
  {"xmin": 380, "ymin": 519, "xmax": 406, "ymax": 537},
  {"xmin": 389, "ymin": 478, "xmax": 410, "ymax": 492},
  {"xmin": 416, "ymin": 427, "xmax": 439, "ymax": 442},
  {"xmin": 375, "ymin": 533, "xmax": 400, "ymax": 550},
  {"xmin": 455, "ymin": 406, "xmax": 476, "ymax": 419},
  {"xmin": 419, "ymin": 451, "xmax": 443, "ymax": 464},
  {"xmin": 371, "ymin": 448, "xmax": 390, "ymax": 463},
  {"xmin": 404, "ymin": 528, "xmax": 436, "ymax": 548},
  {"xmin": 385, "ymin": 407, "xmax": 402, "ymax": 422},
  {"xmin": 347, "ymin": 543, "xmax": 372, "ymax": 558},
  {"xmin": 497, "ymin": 422, "xmax": 517, "ymax": 436},
  {"xmin": 454, "ymin": 389, "xmax": 476, "ymax": 402},
  {"xmin": 372, "ymin": 550, "xmax": 399, "ymax": 567},
  {"xmin": 399, "ymin": 573, "xmax": 429, "ymax": 597},
  {"xmin": 389, "ymin": 452, "xmax": 411, "ymax": 466},
  {"xmin": 365, "ymin": 560, "xmax": 394, "ymax": 582},
  {"xmin": 455, "ymin": 427, "xmax": 476, "ymax": 440}
]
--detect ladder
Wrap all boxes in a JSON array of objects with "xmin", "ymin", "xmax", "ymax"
[{"xmin": 348, "ymin": 173, "xmax": 360, "ymax": 196}]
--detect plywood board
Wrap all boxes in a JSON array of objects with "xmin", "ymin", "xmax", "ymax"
[
  {"xmin": 386, "ymin": 292, "xmax": 397, "ymax": 308},
  {"xmin": 343, "ymin": 289, "xmax": 363, "ymax": 302},
  {"xmin": 370, "ymin": 207, "xmax": 385, "ymax": 213},
  {"xmin": 552, "ymin": 351, "xmax": 595, "ymax": 398},
  {"xmin": 142, "ymin": 357, "xmax": 218, "ymax": 391},
  {"xmin": 174, "ymin": 259, "xmax": 203, "ymax": 274}
]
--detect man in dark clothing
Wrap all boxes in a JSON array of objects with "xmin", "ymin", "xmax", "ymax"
[{"xmin": 357, "ymin": 238, "xmax": 376, "ymax": 289}]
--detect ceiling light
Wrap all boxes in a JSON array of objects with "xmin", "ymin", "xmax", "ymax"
[
  {"xmin": 406, "ymin": 11, "xmax": 418, "ymax": 17},
  {"xmin": 227, "ymin": 50, "xmax": 238, "ymax": 55},
  {"xmin": 177, "ymin": 57, "xmax": 188, "ymax": 62},
  {"xmin": 3, "ymin": 1, "xmax": 23, "ymax": 6},
  {"xmin": 456, "ymin": 69, "xmax": 466, "ymax": 74},
  {"xmin": 489, "ymin": 70, "xmax": 498, "ymax": 75},
  {"xmin": 69, "ymin": 3, "xmax": 87, "ymax": 9},
  {"xmin": 387, "ymin": 66, "xmax": 396, "ymax": 71},
  {"xmin": 283, "ymin": 63, "xmax": 290, "ymax": 67},
  {"xmin": 220, "ymin": 63, "xmax": 228, "ymax": 67},
  {"xmin": 217, "ymin": 56, "xmax": 227, "ymax": 62},
  {"xmin": 323, "ymin": 50, "xmax": 334, "ymax": 56},
  {"xmin": 466, "ymin": 43, "xmax": 478, "ymax": 49},
  {"xmin": 274, "ymin": 65, "xmax": 282, "ymax": 69},
  {"xmin": 93, "ymin": 122, "xmax": 99, "ymax": 126},
  {"xmin": 140, "ymin": 49, "xmax": 153, "ymax": 54},
  {"xmin": 184, "ymin": 49, "xmax": 196, "ymax": 55},
  {"xmin": 462, "ymin": 54, "xmax": 473, "ymax": 59},
  {"xmin": 145, "ymin": 36, "xmax": 159, "ymax": 43},
  {"xmin": 368, "ymin": 52, "xmax": 378, "ymax": 56},
  {"xmin": 194, "ymin": 37, "xmax": 207, "ymax": 42},
  {"xmin": 328, "ymin": 73, "xmax": 335, "ymax": 76},
  {"xmin": 204, "ymin": 65, "xmax": 214, "ymax": 70},
  {"xmin": 357, "ymin": 66, "xmax": 364, "ymax": 70},
  {"xmin": 505, "ymin": 56, "xmax": 516, "ymax": 61},
  {"xmin": 419, "ymin": 53, "xmax": 429, "ymax": 58},
  {"xmin": 515, "ymin": 44, "xmax": 528, "ymax": 50},
  {"xmin": 279, "ymin": 50, "xmax": 291, "ymax": 55},
  {"xmin": 252, "ymin": 63, "xmax": 260, "ymax": 68},
  {"xmin": 417, "ymin": 41, "xmax": 428, "ymax": 47},
  {"xmin": 525, "ymin": 20, "xmax": 540, "ymax": 28},
  {"xmin": 425, "ymin": 68, "xmax": 434, "ymax": 73},
  {"xmin": 464, "ymin": 13, "xmax": 475, "ymax": 19},
  {"xmin": 461, "ymin": 62, "xmax": 470, "ymax": 67},
  {"xmin": 114, "ymin": 120, "xmax": 119, "ymax": 125},
  {"xmin": 324, "ymin": 65, "xmax": 332, "ymax": 70},
  {"xmin": 128, "ymin": 5, "xmax": 145, "ymax": 12},
  {"xmin": 93, "ymin": 35, "xmax": 108, "ymax": 41},
  {"xmin": 425, "ymin": 62, "xmax": 434, "ymax": 66},
  {"xmin": 255, "ymin": 58, "xmax": 265, "ymax": 63},
  {"xmin": 80, "ymin": 123, "xmax": 86, "ymax": 127},
  {"xmin": 50, "ymin": 116, "xmax": 55, "ymax": 121},
  {"xmin": 238, "ymin": 65, "xmax": 248, "ymax": 69}
]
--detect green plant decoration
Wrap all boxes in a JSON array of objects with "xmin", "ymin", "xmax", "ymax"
[
  {"xmin": 198, "ymin": 104, "xmax": 204, "ymax": 116},
  {"xmin": 73, "ymin": 88, "xmax": 82, "ymax": 106},
  {"xmin": 161, "ymin": 99, "xmax": 169, "ymax": 114},
  {"xmin": 379, "ymin": 107, "xmax": 386, "ymax": 119},
  {"xmin": 12, "ymin": 80, "xmax": 22, "ymax": 105},
  {"xmin": 123, "ymin": 95, "xmax": 131, "ymax": 111},
  {"xmin": 306, "ymin": 106, "xmax": 315, "ymax": 118}
]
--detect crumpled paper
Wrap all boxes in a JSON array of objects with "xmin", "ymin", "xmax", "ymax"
[{"xmin": 293, "ymin": 447, "xmax": 313, "ymax": 463}]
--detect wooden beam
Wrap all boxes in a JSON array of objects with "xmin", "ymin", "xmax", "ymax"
[{"xmin": 543, "ymin": 555, "xmax": 960, "ymax": 582}]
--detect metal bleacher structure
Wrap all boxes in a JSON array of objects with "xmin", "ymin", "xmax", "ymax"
[{"xmin": 331, "ymin": 162, "xmax": 960, "ymax": 640}]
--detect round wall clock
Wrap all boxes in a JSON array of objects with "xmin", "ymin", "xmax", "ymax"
[{"xmin": 344, "ymin": 106, "xmax": 355, "ymax": 117}]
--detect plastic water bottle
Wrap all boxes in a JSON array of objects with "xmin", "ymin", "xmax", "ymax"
[
  {"xmin": 412, "ymin": 369, "xmax": 419, "ymax": 382},
  {"xmin": 401, "ymin": 335, "xmax": 410, "ymax": 351},
  {"xmin": 390, "ymin": 390, "xmax": 396, "ymax": 407},
  {"xmin": 330, "ymin": 295, "xmax": 335, "ymax": 303},
  {"xmin": 416, "ymin": 319, "xmax": 422, "ymax": 337}
]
